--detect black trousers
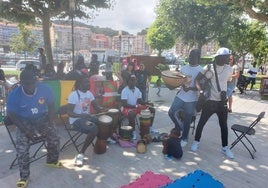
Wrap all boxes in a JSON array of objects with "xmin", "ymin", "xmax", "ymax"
[{"xmin": 194, "ymin": 100, "xmax": 229, "ymax": 147}]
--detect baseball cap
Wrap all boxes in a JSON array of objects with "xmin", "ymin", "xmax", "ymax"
[
  {"xmin": 215, "ymin": 47, "xmax": 231, "ymax": 57},
  {"xmin": 20, "ymin": 69, "xmax": 37, "ymax": 84}
]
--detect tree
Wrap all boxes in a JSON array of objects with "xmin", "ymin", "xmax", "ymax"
[
  {"xmin": 225, "ymin": 21, "xmax": 266, "ymax": 71},
  {"xmin": 0, "ymin": 0, "xmax": 113, "ymax": 65},
  {"xmin": 197, "ymin": 0, "xmax": 268, "ymax": 23},
  {"xmin": 146, "ymin": 20, "xmax": 175, "ymax": 56},
  {"xmin": 156, "ymin": 0, "xmax": 236, "ymax": 51},
  {"xmin": 10, "ymin": 23, "xmax": 40, "ymax": 57}
]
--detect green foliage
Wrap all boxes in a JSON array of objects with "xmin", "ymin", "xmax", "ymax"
[
  {"xmin": 155, "ymin": 63, "xmax": 169, "ymax": 72},
  {"xmin": 0, "ymin": 0, "xmax": 113, "ymax": 66},
  {"xmin": 146, "ymin": 20, "xmax": 175, "ymax": 56},
  {"xmin": 196, "ymin": 0, "xmax": 268, "ymax": 23},
  {"xmin": 156, "ymin": 0, "xmax": 236, "ymax": 50},
  {"xmin": 226, "ymin": 21, "xmax": 266, "ymax": 69},
  {"xmin": 10, "ymin": 24, "xmax": 40, "ymax": 54}
]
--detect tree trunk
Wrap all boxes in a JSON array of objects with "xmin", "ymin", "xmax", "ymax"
[{"xmin": 41, "ymin": 13, "xmax": 54, "ymax": 66}]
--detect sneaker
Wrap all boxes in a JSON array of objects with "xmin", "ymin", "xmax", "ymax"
[
  {"xmin": 222, "ymin": 146, "xmax": 234, "ymax": 159},
  {"xmin": 75, "ymin": 153, "xmax": 84, "ymax": 167},
  {"xmin": 164, "ymin": 154, "xmax": 173, "ymax": 161},
  {"xmin": 150, "ymin": 127, "xmax": 159, "ymax": 134},
  {"xmin": 180, "ymin": 140, "xmax": 188, "ymax": 147},
  {"xmin": 107, "ymin": 137, "xmax": 116, "ymax": 144},
  {"xmin": 191, "ymin": 141, "xmax": 200, "ymax": 152},
  {"xmin": 132, "ymin": 131, "xmax": 137, "ymax": 140}
]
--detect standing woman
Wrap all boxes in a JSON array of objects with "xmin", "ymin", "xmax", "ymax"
[{"xmin": 227, "ymin": 55, "xmax": 240, "ymax": 112}]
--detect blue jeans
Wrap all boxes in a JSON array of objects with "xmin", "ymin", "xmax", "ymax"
[{"xmin": 168, "ymin": 96, "xmax": 196, "ymax": 141}]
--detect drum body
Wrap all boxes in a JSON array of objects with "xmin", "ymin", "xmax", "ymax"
[
  {"xmin": 97, "ymin": 115, "xmax": 112, "ymax": 140},
  {"xmin": 108, "ymin": 108, "xmax": 119, "ymax": 136},
  {"xmin": 161, "ymin": 70, "xmax": 186, "ymax": 90},
  {"xmin": 94, "ymin": 115, "xmax": 112, "ymax": 154},
  {"xmin": 139, "ymin": 110, "xmax": 151, "ymax": 138},
  {"xmin": 119, "ymin": 125, "xmax": 133, "ymax": 140},
  {"xmin": 94, "ymin": 139, "xmax": 107, "ymax": 154}
]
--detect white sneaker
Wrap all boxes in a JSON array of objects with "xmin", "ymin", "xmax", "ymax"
[
  {"xmin": 222, "ymin": 146, "xmax": 234, "ymax": 159},
  {"xmin": 180, "ymin": 140, "xmax": 188, "ymax": 147},
  {"xmin": 191, "ymin": 141, "xmax": 200, "ymax": 152},
  {"xmin": 107, "ymin": 137, "xmax": 116, "ymax": 144},
  {"xmin": 75, "ymin": 153, "xmax": 84, "ymax": 167},
  {"xmin": 132, "ymin": 131, "xmax": 137, "ymax": 140}
]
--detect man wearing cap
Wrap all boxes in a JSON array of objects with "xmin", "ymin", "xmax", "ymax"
[
  {"xmin": 121, "ymin": 74, "xmax": 155, "ymax": 140},
  {"xmin": 191, "ymin": 47, "xmax": 234, "ymax": 159},
  {"xmin": 6, "ymin": 69, "xmax": 61, "ymax": 188}
]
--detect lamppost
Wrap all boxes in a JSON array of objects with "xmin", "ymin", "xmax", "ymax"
[
  {"xmin": 55, "ymin": 33, "xmax": 58, "ymax": 63},
  {"xmin": 118, "ymin": 31, "xmax": 122, "ymax": 62},
  {"xmin": 69, "ymin": 0, "xmax": 75, "ymax": 69}
]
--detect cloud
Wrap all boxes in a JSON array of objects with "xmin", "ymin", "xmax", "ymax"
[{"xmin": 89, "ymin": 0, "xmax": 158, "ymax": 34}]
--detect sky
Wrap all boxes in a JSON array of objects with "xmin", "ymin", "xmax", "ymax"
[{"xmin": 88, "ymin": 0, "xmax": 159, "ymax": 34}]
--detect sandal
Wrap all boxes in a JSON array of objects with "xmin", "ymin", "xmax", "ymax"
[
  {"xmin": 17, "ymin": 179, "xmax": 29, "ymax": 188},
  {"xmin": 45, "ymin": 161, "xmax": 63, "ymax": 168}
]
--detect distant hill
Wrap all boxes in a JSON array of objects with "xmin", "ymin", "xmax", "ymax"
[{"xmin": 52, "ymin": 20, "xmax": 129, "ymax": 37}]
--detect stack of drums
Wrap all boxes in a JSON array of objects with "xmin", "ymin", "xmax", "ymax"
[
  {"xmin": 139, "ymin": 109, "xmax": 152, "ymax": 138},
  {"xmin": 94, "ymin": 115, "xmax": 112, "ymax": 154},
  {"xmin": 107, "ymin": 108, "xmax": 119, "ymax": 138}
]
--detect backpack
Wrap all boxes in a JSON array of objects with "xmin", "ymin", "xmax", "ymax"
[{"xmin": 196, "ymin": 64, "xmax": 213, "ymax": 112}]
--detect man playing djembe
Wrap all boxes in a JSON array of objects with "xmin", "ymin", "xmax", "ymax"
[{"xmin": 120, "ymin": 74, "xmax": 155, "ymax": 140}]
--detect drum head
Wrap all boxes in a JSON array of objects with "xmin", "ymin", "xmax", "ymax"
[
  {"xmin": 140, "ymin": 109, "xmax": 151, "ymax": 118},
  {"xmin": 108, "ymin": 108, "xmax": 119, "ymax": 113},
  {"xmin": 121, "ymin": 125, "xmax": 133, "ymax": 131},
  {"xmin": 98, "ymin": 115, "xmax": 112, "ymax": 123}
]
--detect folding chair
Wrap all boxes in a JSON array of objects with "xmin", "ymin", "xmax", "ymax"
[
  {"xmin": 58, "ymin": 105, "xmax": 84, "ymax": 152},
  {"xmin": 4, "ymin": 116, "xmax": 47, "ymax": 169},
  {"xmin": 230, "ymin": 111, "xmax": 265, "ymax": 159}
]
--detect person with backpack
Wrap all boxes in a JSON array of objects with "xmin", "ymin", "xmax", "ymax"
[{"xmin": 191, "ymin": 47, "xmax": 234, "ymax": 159}]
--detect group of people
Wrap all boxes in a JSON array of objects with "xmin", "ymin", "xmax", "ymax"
[
  {"xmin": 165, "ymin": 47, "xmax": 237, "ymax": 160},
  {"xmin": 6, "ymin": 51, "xmax": 157, "ymax": 188},
  {"xmin": 5, "ymin": 46, "xmax": 262, "ymax": 187}
]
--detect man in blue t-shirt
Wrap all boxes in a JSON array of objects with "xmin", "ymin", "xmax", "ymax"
[{"xmin": 7, "ymin": 69, "xmax": 61, "ymax": 188}]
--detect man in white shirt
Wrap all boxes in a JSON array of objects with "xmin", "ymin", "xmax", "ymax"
[
  {"xmin": 121, "ymin": 74, "xmax": 155, "ymax": 140},
  {"xmin": 191, "ymin": 47, "xmax": 234, "ymax": 159},
  {"xmin": 168, "ymin": 49, "xmax": 203, "ymax": 147}
]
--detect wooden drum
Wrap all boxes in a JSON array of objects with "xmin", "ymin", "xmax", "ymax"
[
  {"xmin": 108, "ymin": 108, "xmax": 119, "ymax": 137},
  {"xmin": 139, "ymin": 109, "xmax": 151, "ymax": 138},
  {"xmin": 97, "ymin": 115, "xmax": 112, "ymax": 140},
  {"xmin": 94, "ymin": 115, "xmax": 112, "ymax": 154},
  {"xmin": 119, "ymin": 125, "xmax": 133, "ymax": 141},
  {"xmin": 161, "ymin": 70, "xmax": 186, "ymax": 90}
]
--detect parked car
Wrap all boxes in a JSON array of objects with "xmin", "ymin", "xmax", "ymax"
[{"xmin": 16, "ymin": 59, "xmax": 40, "ymax": 71}]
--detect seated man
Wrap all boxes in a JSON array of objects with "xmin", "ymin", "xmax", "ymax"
[
  {"xmin": 6, "ymin": 69, "xmax": 61, "ymax": 188},
  {"xmin": 67, "ymin": 76, "xmax": 103, "ymax": 167},
  {"xmin": 121, "ymin": 74, "xmax": 155, "ymax": 140}
]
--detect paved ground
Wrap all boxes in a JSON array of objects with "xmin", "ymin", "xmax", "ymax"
[{"xmin": 0, "ymin": 85, "xmax": 267, "ymax": 188}]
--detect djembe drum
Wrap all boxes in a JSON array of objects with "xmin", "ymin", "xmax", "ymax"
[
  {"xmin": 139, "ymin": 109, "xmax": 152, "ymax": 138},
  {"xmin": 94, "ymin": 115, "xmax": 112, "ymax": 154},
  {"xmin": 119, "ymin": 125, "xmax": 133, "ymax": 141},
  {"xmin": 161, "ymin": 70, "xmax": 186, "ymax": 90},
  {"xmin": 108, "ymin": 108, "xmax": 119, "ymax": 138}
]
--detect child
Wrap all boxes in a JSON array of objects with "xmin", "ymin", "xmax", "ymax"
[
  {"xmin": 165, "ymin": 128, "xmax": 183, "ymax": 159},
  {"xmin": 156, "ymin": 75, "xmax": 161, "ymax": 96}
]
